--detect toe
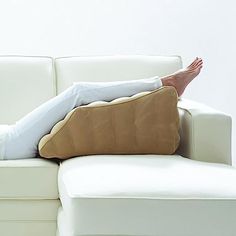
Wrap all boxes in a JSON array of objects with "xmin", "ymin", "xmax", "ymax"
[
  {"xmin": 188, "ymin": 58, "xmax": 199, "ymax": 68},
  {"xmin": 189, "ymin": 62, "xmax": 203, "ymax": 74},
  {"xmin": 192, "ymin": 59, "xmax": 203, "ymax": 69},
  {"xmin": 191, "ymin": 58, "xmax": 202, "ymax": 67}
]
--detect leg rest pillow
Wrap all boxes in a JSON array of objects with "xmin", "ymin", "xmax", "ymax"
[{"xmin": 38, "ymin": 86, "xmax": 180, "ymax": 159}]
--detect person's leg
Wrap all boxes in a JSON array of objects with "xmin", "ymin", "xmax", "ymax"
[
  {"xmin": 3, "ymin": 76, "xmax": 162, "ymax": 160},
  {"xmin": 74, "ymin": 75, "xmax": 162, "ymax": 105}
]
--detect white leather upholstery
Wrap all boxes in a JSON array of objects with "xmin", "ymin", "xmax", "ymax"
[
  {"xmin": 0, "ymin": 56, "xmax": 55, "ymax": 124},
  {"xmin": 0, "ymin": 199, "xmax": 60, "ymax": 236},
  {"xmin": 59, "ymin": 155, "xmax": 236, "ymax": 199},
  {"xmin": 0, "ymin": 199, "xmax": 60, "ymax": 221},
  {"xmin": 57, "ymin": 199, "xmax": 236, "ymax": 236},
  {"xmin": 177, "ymin": 98, "xmax": 232, "ymax": 165},
  {"xmin": 0, "ymin": 158, "xmax": 59, "ymax": 198},
  {"xmin": 58, "ymin": 155, "xmax": 236, "ymax": 236},
  {"xmin": 0, "ymin": 125, "xmax": 10, "ymax": 160},
  {"xmin": 0, "ymin": 221, "xmax": 57, "ymax": 236},
  {"xmin": 55, "ymin": 55, "xmax": 182, "ymax": 93},
  {"xmin": 0, "ymin": 158, "xmax": 60, "ymax": 236}
]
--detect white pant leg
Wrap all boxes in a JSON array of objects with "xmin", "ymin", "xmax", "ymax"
[
  {"xmin": 4, "ymin": 85, "xmax": 81, "ymax": 160},
  {"xmin": 3, "ymin": 76, "xmax": 162, "ymax": 160},
  {"xmin": 75, "ymin": 75, "xmax": 162, "ymax": 104}
]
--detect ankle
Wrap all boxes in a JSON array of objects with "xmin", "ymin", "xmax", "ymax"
[
  {"xmin": 160, "ymin": 75, "xmax": 176, "ymax": 87},
  {"xmin": 160, "ymin": 75, "xmax": 182, "ymax": 96}
]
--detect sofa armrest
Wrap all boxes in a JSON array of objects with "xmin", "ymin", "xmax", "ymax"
[{"xmin": 176, "ymin": 98, "xmax": 232, "ymax": 165}]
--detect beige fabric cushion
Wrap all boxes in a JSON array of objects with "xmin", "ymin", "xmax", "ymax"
[{"xmin": 38, "ymin": 86, "xmax": 180, "ymax": 160}]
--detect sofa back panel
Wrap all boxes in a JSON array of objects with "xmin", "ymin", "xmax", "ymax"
[
  {"xmin": 0, "ymin": 56, "xmax": 56, "ymax": 124},
  {"xmin": 55, "ymin": 55, "xmax": 182, "ymax": 94}
]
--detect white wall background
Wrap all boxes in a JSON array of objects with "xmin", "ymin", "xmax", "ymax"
[{"xmin": 0, "ymin": 0, "xmax": 235, "ymax": 165}]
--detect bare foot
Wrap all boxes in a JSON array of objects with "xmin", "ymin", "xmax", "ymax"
[{"xmin": 160, "ymin": 57, "xmax": 203, "ymax": 96}]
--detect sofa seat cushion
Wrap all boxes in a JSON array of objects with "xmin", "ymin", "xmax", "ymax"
[
  {"xmin": 58, "ymin": 155, "xmax": 236, "ymax": 236},
  {"xmin": 0, "ymin": 158, "xmax": 59, "ymax": 199},
  {"xmin": 59, "ymin": 155, "xmax": 236, "ymax": 200}
]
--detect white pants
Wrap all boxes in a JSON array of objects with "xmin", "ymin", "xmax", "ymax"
[{"xmin": 1, "ymin": 76, "xmax": 162, "ymax": 160}]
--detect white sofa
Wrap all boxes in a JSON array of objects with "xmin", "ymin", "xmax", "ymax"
[{"xmin": 0, "ymin": 55, "xmax": 235, "ymax": 236}]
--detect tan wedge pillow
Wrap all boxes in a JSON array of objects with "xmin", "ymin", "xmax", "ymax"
[{"xmin": 38, "ymin": 86, "xmax": 180, "ymax": 160}]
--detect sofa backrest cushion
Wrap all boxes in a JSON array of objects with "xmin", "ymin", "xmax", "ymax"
[
  {"xmin": 38, "ymin": 86, "xmax": 180, "ymax": 159},
  {"xmin": 55, "ymin": 55, "xmax": 182, "ymax": 94},
  {"xmin": 0, "ymin": 56, "xmax": 55, "ymax": 124}
]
